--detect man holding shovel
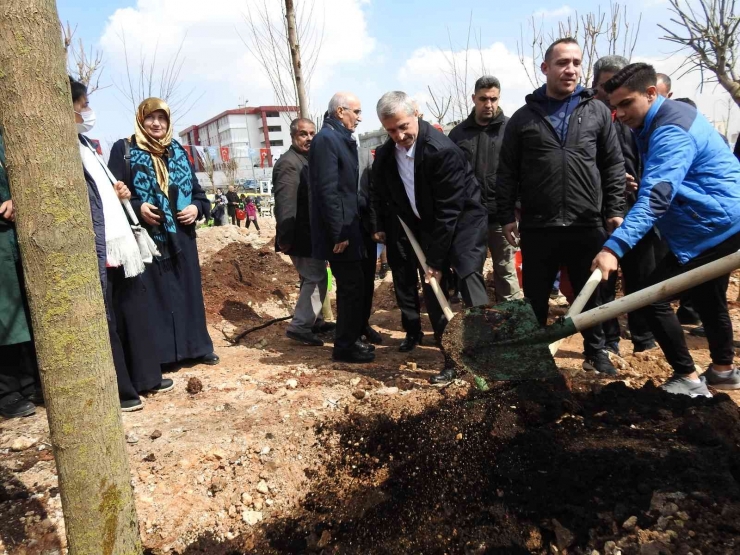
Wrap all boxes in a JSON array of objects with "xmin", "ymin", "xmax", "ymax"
[
  {"xmin": 594, "ymin": 62, "xmax": 740, "ymax": 396},
  {"xmin": 372, "ymin": 91, "xmax": 489, "ymax": 383}
]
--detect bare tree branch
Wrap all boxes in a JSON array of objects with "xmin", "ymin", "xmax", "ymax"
[{"xmin": 61, "ymin": 21, "xmax": 108, "ymax": 95}]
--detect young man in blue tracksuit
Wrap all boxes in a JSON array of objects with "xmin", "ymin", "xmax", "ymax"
[{"xmin": 592, "ymin": 63, "xmax": 740, "ymax": 397}]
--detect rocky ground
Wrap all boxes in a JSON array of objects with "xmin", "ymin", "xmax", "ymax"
[{"xmin": 1, "ymin": 222, "xmax": 739, "ymax": 555}]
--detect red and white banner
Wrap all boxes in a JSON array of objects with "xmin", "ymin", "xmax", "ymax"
[
  {"xmin": 259, "ymin": 148, "xmax": 270, "ymax": 168},
  {"xmin": 220, "ymin": 146, "xmax": 230, "ymax": 162}
]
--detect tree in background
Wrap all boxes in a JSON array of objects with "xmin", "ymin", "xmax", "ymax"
[
  {"xmin": 241, "ymin": 0, "xmax": 324, "ymax": 123},
  {"xmin": 660, "ymin": 0, "xmax": 740, "ymax": 108},
  {"xmin": 426, "ymin": 85, "xmax": 452, "ymax": 125},
  {"xmin": 0, "ymin": 0, "xmax": 141, "ymax": 553},
  {"xmin": 223, "ymin": 158, "xmax": 240, "ymax": 189},
  {"xmin": 517, "ymin": 3, "xmax": 642, "ymax": 88},
  {"xmin": 62, "ymin": 21, "xmax": 107, "ymax": 95},
  {"xmin": 201, "ymin": 149, "xmax": 219, "ymax": 193}
]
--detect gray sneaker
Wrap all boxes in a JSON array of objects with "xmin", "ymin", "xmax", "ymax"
[
  {"xmin": 660, "ymin": 376, "xmax": 713, "ymax": 398},
  {"xmin": 703, "ymin": 366, "xmax": 740, "ymax": 390}
]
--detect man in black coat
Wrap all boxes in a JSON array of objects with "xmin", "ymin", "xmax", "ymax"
[
  {"xmin": 309, "ymin": 92, "xmax": 374, "ymax": 363},
  {"xmin": 372, "ymin": 91, "xmax": 488, "ymax": 383},
  {"xmin": 497, "ymin": 38, "xmax": 626, "ymax": 377},
  {"xmin": 225, "ymin": 185, "xmax": 241, "ymax": 226},
  {"xmin": 274, "ymin": 117, "xmax": 333, "ymax": 347},
  {"xmin": 449, "ymin": 75, "xmax": 522, "ymax": 302}
]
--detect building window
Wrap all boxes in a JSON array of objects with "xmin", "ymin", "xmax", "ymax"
[
  {"xmin": 269, "ymin": 140, "xmax": 284, "ymax": 146},
  {"xmin": 265, "ymin": 111, "xmax": 279, "ymax": 118},
  {"xmin": 267, "ymin": 125, "xmax": 282, "ymax": 132}
]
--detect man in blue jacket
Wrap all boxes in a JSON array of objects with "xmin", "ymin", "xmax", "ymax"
[
  {"xmin": 309, "ymin": 92, "xmax": 375, "ymax": 364},
  {"xmin": 593, "ymin": 62, "xmax": 740, "ymax": 397}
]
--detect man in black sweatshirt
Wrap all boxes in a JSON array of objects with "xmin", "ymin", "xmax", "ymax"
[
  {"xmin": 497, "ymin": 37, "xmax": 626, "ymax": 376},
  {"xmin": 449, "ymin": 75, "xmax": 522, "ymax": 302}
]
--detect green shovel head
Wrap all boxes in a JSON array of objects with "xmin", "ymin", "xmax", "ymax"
[{"xmin": 440, "ymin": 300, "xmax": 574, "ymax": 381}]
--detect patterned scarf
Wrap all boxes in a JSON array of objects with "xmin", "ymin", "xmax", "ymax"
[{"xmin": 128, "ymin": 137, "xmax": 193, "ymax": 263}]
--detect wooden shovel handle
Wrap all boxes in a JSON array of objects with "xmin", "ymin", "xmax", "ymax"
[
  {"xmin": 549, "ymin": 268, "xmax": 603, "ymax": 355},
  {"xmin": 398, "ymin": 217, "xmax": 455, "ymax": 321},
  {"xmin": 572, "ymin": 249, "xmax": 740, "ymax": 332}
]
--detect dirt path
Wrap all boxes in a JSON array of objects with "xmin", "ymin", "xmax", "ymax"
[{"xmin": 1, "ymin": 224, "xmax": 738, "ymax": 555}]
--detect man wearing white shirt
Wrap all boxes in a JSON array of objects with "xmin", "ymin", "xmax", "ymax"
[{"xmin": 369, "ymin": 91, "xmax": 489, "ymax": 383}]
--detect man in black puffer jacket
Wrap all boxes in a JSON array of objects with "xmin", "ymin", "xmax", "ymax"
[
  {"xmin": 497, "ymin": 38, "xmax": 626, "ymax": 377},
  {"xmin": 449, "ymin": 75, "xmax": 522, "ymax": 302}
]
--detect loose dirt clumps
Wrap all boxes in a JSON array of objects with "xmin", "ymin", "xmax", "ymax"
[{"xmin": 201, "ymin": 243, "xmax": 298, "ymax": 326}]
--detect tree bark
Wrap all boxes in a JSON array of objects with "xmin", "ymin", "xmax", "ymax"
[
  {"xmin": 0, "ymin": 1, "xmax": 142, "ymax": 554},
  {"xmin": 285, "ymin": 0, "xmax": 310, "ymax": 118}
]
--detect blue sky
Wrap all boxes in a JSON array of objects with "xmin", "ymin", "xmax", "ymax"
[{"xmin": 57, "ymin": 0, "xmax": 739, "ymax": 154}]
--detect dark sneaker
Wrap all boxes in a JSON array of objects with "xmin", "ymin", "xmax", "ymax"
[
  {"xmin": 430, "ymin": 368, "xmax": 456, "ymax": 385},
  {"xmin": 689, "ymin": 326, "xmax": 706, "ymax": 337},
  {"xmin": 633, "ymin": 340, "xmax": 658, "ymax": 353},
  {"xmin": 550, "ymin": 287, "xmax": 561, "ymax": 299},
  {"xmin": 149, "ymin": 379, "xmax": 174, "ymax": 394},
  {"xmin": 332, "ymin": 346, "xmax": 375, "ymax": 363},
  {"xmin": 583, "ymin": 350, "xmax": 618, "ymax": 376},
  {"xmin": 121, "ymin": 398, "xmax": 144, "ymax": 412},
  {"xmin": 0, "ymin": 394, "xmax": 36, "ymax": 419},
  {"xmin": 286, "ymin": 330, "xmax": 324, "ymax": 346},
  {"xmin": 605, "ymin": 342, "xmax": 621, "ymax": 357},
  {"xmin": 703, "ymin": 366, "xmax": 740, "ymax": 390},
  {"xmin": 312, "ymin": 321, "xmax": 337, "ymax": 334},
  {"xmin": 25, "ymin": 389, "xmax": 45, "ymax": 406},
  {"xmin": 660, "ymin": 375, "xmax": 712, "ymax": 398},
  {"xmin": 363, "ymin": 326, "xmax": 383, "ymax": 345},
  {"xmin": 399, "ymin": 332, "xmax": 423, "ymax": 353},
  {"xmin": 198, "ymin": 352, "xmax": 220, "ymax": 365},
  {"xmin": 355, "ymin": 340, "xmax": 375, "ymax": 352},
  {"xmin": 376, "ymin": 263, "xmax": 389, "ymax": 280}
]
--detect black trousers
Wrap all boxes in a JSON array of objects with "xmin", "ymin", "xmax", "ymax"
[
  {"xmin": 360, "ymin": 231, "xmax": 377, "ymax": 330},
  {"xmin": 637, "ymin": 231, "xmax": 740, "ymax": 375},
  {"xmin": 602, "ymin": 228, "xmax": 668, "ymax": 350},
  {"xmin": 387, "ymin": 228, "xmax": 488, "ymax": 337},
  {"xmin": 329, "ymin": 260, "xmax": 366, "ymax": 351},
  {"xmin": 520, "ymin": 227, "xmax": 607, "ymax": 357},
  {"xmin": 0, "ymin": 342, "xmax": 38, "ymax": 406},
  {"xmin": 245, "ymin": 217, "xmax": 260, "ymax": 231}
]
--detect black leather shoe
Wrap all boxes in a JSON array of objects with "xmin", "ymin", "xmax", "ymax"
[
  {"xmin": 287, "ymin": 330, "xmax": 324, "ymax": 346},
  {"xmin": 25, "ymin": 389, "xmax": 45, "ymax": 406},
  {"xmin": 399, "ymin": 333, "xmax": 423, "ymax": 353},
  {"xmin": 198, "ymin": 352, "xmax": 220, "ymax": 365},
  {"xmin": 363, "ymin": 326, "xmax": 383, "ymax": 345},
  {"xmin": 0, "ymin": 395, "xmax": 36, "ymax": 419},
  {"xmin": 430, "ymin": 368, "xmax": 456, "ymax": 384},
  {"xmin": 355, "ymin": 340, "xmax": 375, "ymax": 352},
  {"xmin": 332, "ymin": 346, "xmax": 375, "ymax": 363},
  {"xmin": 312, "ymin": 321, "xmax": 337, "ymax": 334},
  {"xmin": 149, "ymin": 379, "xmax": 175, "ymax": 394}
]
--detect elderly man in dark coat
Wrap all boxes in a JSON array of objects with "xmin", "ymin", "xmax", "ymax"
[
  {"xmin": 371, "ymin": 90, "xmax": 489, "ymax": 383},
  {"xmin": 274, "ymin": 117, "xmax": 335, "ymax": 347},
  {"xmin": 309, "ymin": 92, "xmax": 374, "ymax": 363}
]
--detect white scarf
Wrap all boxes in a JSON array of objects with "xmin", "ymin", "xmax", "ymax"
[{"xmin": 79, "ymin": 139, "xmax": 145, "ymax": 277}]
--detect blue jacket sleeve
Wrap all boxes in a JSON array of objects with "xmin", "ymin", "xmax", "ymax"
[{"xmin": 604, "ymin": 125, "xmax": 696, "ymax": 257}]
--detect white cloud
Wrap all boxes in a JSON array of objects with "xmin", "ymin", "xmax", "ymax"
[
  {"xmin": 532, "ymin": 5, "xmax": 572, "ymax": 18},
  {"xmin": 398, "ymin": 41, "xmax": 537, "ymax": 123},
  {"xmin": 97, "ymin": 0, "xmax": 375, "ymax": 132}
]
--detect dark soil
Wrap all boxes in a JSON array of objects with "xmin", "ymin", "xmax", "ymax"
[
  {"xmin": 251, "ymin": 380, "xmax": 740, "ymax": 554},
  {"xmin": 201, "ymin": 243, "xmax": 297, "ymax": 325}
]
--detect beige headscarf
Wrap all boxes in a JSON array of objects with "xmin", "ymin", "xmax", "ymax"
[{"xmin": 134, "ymin": 97, "xmax": 173, "ymax": 195}]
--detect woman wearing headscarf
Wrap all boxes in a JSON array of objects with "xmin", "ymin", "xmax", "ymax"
[
  {"xmin": 71, "ymin": 78, "xmax": 171, "ymax": 411},
  {"xmin": 108, "ymin": 98, "xmax": 218, "ymax": 368}
]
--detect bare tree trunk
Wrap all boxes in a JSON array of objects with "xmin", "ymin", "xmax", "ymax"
[
  {"xmin": 0, "ymin": 1, "xmax": 142, "ymax": 554},
  {"xmin": 285, "ymin": 0, "xmax": 309, "ymax": 118}
]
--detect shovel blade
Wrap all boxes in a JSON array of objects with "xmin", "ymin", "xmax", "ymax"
[{"xmin": 441, "ymin": 300, "xmax": 561, "ymax": 381}]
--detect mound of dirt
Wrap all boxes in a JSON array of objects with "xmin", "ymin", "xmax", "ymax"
[
  {"xmin": 201, "ymin": 243, "xmax": 297, "ymax": 325},
  {"xmin": 197, "ymin": 222, "xmax": 276, "ymax": 264},
  {"xmin": 255, "ymin": 380, "xmax": 740, "ymax": 554}
]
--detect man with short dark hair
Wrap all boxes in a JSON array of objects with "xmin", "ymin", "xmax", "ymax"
[
  {"xmin": 594, "ymin": 62, "xmax": 740, "ymax": 396},
  {"xmin": 449, "ymin": 75, "xmax": 522, "ymax": 302},
  {"xmin": 497, "ymin": 38, "xmax": 626, "ymax": 377},
  {"xmin": 592, "ymin": 55, "xmax": 665, "ymax": 356},
  {"xmin": 274, "ymin": 118, "xmax": 334, "ymax": 347},
  {"xmin": 310, "ymin": 92, "xmax": 375, "ymax": 363},
  {"xmin": 656, "ymin": 73, "xmax": 673, "ymax": 98},
  {"xmin": 373, "ymin": 90, "xmax": 488, "ymax": 383}
]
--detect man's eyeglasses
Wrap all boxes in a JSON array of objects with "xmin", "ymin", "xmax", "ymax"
[{"xmin": 341, "ymin": 106, "xmax": 362, "ymax": 116}]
